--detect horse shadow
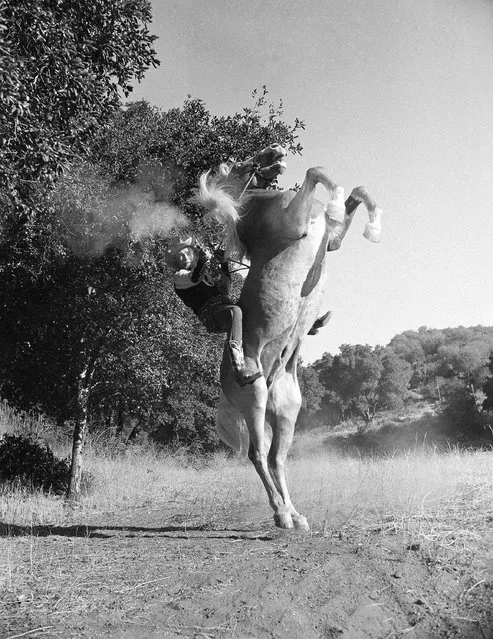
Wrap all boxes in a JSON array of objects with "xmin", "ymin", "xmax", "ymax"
[{"xmin": 0, "ymin": 521, "xmax": 276, "ymax": 541}]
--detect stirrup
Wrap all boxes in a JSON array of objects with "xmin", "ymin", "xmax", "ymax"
[
  {"xmin": 235, "ymin": 370, "xmax": 263, "ymax": 386},
  {"xmin": 228, "ymin": 341, "xmax": 262, "ymax": 386}
]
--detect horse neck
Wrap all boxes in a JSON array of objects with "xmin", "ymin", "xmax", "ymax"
[{"xmin": 237, "ymin": 190, "xmax": 285, "ymax": 253}]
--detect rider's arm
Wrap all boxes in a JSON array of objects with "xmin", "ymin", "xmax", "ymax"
[
  {"xmin": 174, "ymin": 244, "xmax": 214, "ymax": 289},
  {"xmin": 212, "ymin": 246, "xmax": 231, "ymax": 295},
  {"xmin": 189, "ymin": 245, "xmax": 210, "ymax": 283},
  {"xmin": 217, "ymin": 260, "xmax": 232, "ymax": 295}
]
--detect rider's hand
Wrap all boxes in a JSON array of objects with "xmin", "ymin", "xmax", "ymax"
[
  {"xmin": 213, "ymin": 247, "xmax": 225, "ymax": 262},
  {"xmin": 190, "ymin": 244, "xmax": 210, "ymax": 282}
]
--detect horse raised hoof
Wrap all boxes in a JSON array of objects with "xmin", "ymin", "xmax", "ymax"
[
  {"xmin": 348, "ymin": 186, "xmax": 382, "ymax": 243},
  {"xmin": 274, "ymin": 512, "xmax": 294, "ymax": 529},
  {"xmin": 363, "ymin": 210, "xmax": 382, "ymax": 243}
]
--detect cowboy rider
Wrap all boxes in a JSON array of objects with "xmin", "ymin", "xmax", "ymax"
[
  {"xmin": 165, "ymin": 236, "xmax": 263, "ymax": 386},
  {"xmin": 164, "ymin": 236, "xmax": 331, "ymax": 386}
]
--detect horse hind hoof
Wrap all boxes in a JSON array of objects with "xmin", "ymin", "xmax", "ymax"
[{"xmin": 274, "ymin": 513, "xmax": 294, "ymax": 529}]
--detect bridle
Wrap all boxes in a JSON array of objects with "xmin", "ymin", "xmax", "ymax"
[{"xmin": 233, "ymin": 160, "xmax": 276, "ymax": 197}]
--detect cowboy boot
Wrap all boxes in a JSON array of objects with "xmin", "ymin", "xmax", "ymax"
[
  {"xmin": 308, "ymin": 311, "xmax": 332, "ymax": 335},
  {"xmin": 228, "ymin": 340, "xmax": 263, "ymax": 386}
]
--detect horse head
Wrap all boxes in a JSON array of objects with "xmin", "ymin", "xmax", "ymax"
[{"xmin": 221, "ymin": 144, "xmax": 288, "ymax": 193}]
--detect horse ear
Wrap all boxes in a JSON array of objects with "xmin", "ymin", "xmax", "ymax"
[{"xmin": 218, "ymin": 163, "xmax": 230, "ymax": 178}]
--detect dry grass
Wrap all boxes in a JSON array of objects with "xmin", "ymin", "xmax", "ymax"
[
  {"xmin": 289, "ymin": 448, "xmax": 492, "ymax": 552},
  {"xmin": 1, "ymin": 443, "xmax": 492, "ymax": 637},
  {"xmin": 1, "ymin": 403, "xmax": 492, "ymax": 632},
  {"xmin": 1, "ymin": 439, "xmax": 491, "ymax": 553},
  {"xmin": 0, "ymin": 401, "xmax": 61, "ymax": 443}
]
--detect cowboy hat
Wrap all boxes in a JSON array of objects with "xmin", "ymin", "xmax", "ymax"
[{"xmin": 164, "ymin": 236, "xmax": 195, "ymax": 267}]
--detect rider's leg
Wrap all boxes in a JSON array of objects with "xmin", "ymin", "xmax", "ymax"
[{"xmin": 214, "ymin": 305, "xmax": 263, "ymax": 386}]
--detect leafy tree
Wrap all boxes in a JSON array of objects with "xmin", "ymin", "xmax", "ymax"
[
  {"xmin": 389, "ymin": 330, "xmax": 427, "ymax": 389},
  {"xmin": 316, "ymin": 344, "xmax": 383, "ymax": 429},
  {"xmin": 92, "ymin": 89, "xmax": 304, "ymax": 215},
  {"xmin": 441, "ymin": 378, "xmax": 486, "ymax": 438},
  {"xmin": 482, "ymin": 353, "xmax": 493, "ymax": 412},
  {"xmin": 0, "ymin": 0, "xmax": 159, "ymax": 214},
  {"xmin": 0, "ymin": 89, "xmax": 305, "ymax": 493},
  {"xmin": 297, "ymin": 363, "xmax": 325, "ymax": 414},
  {"xmin": 437, "ymin": 342, "xmax": 485, "ymax": 377},
  {"xmin": 389, "ymin": 326, "xmax": 493, "ymax": 399},
  {"xmin": 389, "ymin": 330, "xmax": 426, "ymax": 364},
  {"xmin": 377, "ymin": 349, "xmax": 412, "ymax": 410},
  {"xmin": 417, "ymin": 326, "xmax": 446, "ymax": 355}
]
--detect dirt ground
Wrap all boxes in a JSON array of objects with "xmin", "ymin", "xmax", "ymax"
[{"xmin": 1, "ymin": 503, "xmax": 491, "ymax": 639}]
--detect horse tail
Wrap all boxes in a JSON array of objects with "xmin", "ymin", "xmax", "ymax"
[
  {"xmin": 216, "ymin": 390, "xmax": 250, "ymax": 456},
  {"xmin": 193, "ymin": 170, "xmax": 247, "ymax": 262}
]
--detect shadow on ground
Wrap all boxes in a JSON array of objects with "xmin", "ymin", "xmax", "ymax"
[{"xmin": 0, "ymin": 521, "xmax": 275, "ymax": 541}]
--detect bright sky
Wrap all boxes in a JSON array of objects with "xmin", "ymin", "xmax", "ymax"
[{"xmin": 130, "ymin": 0, "xmax": 493, "ymax": 363}]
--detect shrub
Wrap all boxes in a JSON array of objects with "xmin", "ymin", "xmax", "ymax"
[
  {"xmin": 442, "ymin": 383, "xmax": 489, "ymax": 440},
  {"xmin": 0, "ymin": 434, "xmax": 70, "ymax": 494}
]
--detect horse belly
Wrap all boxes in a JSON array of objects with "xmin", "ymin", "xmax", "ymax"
[{"xmin": 240, "ymin": 221, "xmax": 329, "ymax": 344}]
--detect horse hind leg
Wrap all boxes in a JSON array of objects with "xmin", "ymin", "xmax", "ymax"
[
  {"xmin": 223, "ymin": 376, "xmax": 293, "ymax": 528},
  {"xmin": 266, "ymin": 369, "xmax": 309, "ymax": 532}
]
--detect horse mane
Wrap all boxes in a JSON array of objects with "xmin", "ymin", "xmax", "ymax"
[{"xmin": 192, "ymin": 169, "xmax": 248, "ymax": 262}]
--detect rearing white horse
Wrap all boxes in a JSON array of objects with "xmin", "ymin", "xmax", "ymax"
[{"xmin": 196, "ymin": 144, "xmax": 382, "ymax": 530}]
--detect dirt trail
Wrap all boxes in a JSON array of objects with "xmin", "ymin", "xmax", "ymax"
[{"xmin": 1, "ymin": 505, "xmax": 490, "ymax": 639}]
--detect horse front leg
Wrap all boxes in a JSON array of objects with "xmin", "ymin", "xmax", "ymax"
[{"xmin": 282, "ymin": 167, "xmax": 339, "ymax": 240}]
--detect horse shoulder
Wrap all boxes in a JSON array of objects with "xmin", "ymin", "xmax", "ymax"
[{"xmin": 240, "ymin": 189, "xmax": 306, "ymax": 244}]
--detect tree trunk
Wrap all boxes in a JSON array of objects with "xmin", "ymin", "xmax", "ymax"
[
  {"xmin": 67, "ymin": 348, "xmax": 98, "ymax": 500},
  {"xmin": 436, "ymin": 378, "xmax": 442, "ymax": 402},
  {"xmin": 126, "ymin": 417, "xmax": 141, "ymax": 443},
  {"xmin": 115, "ymin": 397, "xmax": 125, "ymax": 438}
]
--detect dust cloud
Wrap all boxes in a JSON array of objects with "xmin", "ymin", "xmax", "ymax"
[{"xmin": 54, "ymin": 162, "xmax": 188, "ymax": 258}]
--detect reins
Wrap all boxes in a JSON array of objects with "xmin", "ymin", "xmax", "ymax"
[
  {"xmin": 205, "ymin": 242, "xmax": 250, "ymax": 274},
  {"xmin": 203, "ymin": 159, "xmax": 269, "ymax": 273},
  {"xmin": 237, "ymin": 161, "xmax": 262, "ymax": 198},
  {"xmin": 227, "ymin": 258, "xmax": 250, "ymax": 274}
]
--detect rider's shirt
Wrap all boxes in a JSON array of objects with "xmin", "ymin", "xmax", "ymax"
[
  {"xmin": 173, "ymin": 265, "xmax": 223, "ymax": 316},
  {"xmin": 173, "ymin": 245, "xmax": 231, "ymax": 317}
]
